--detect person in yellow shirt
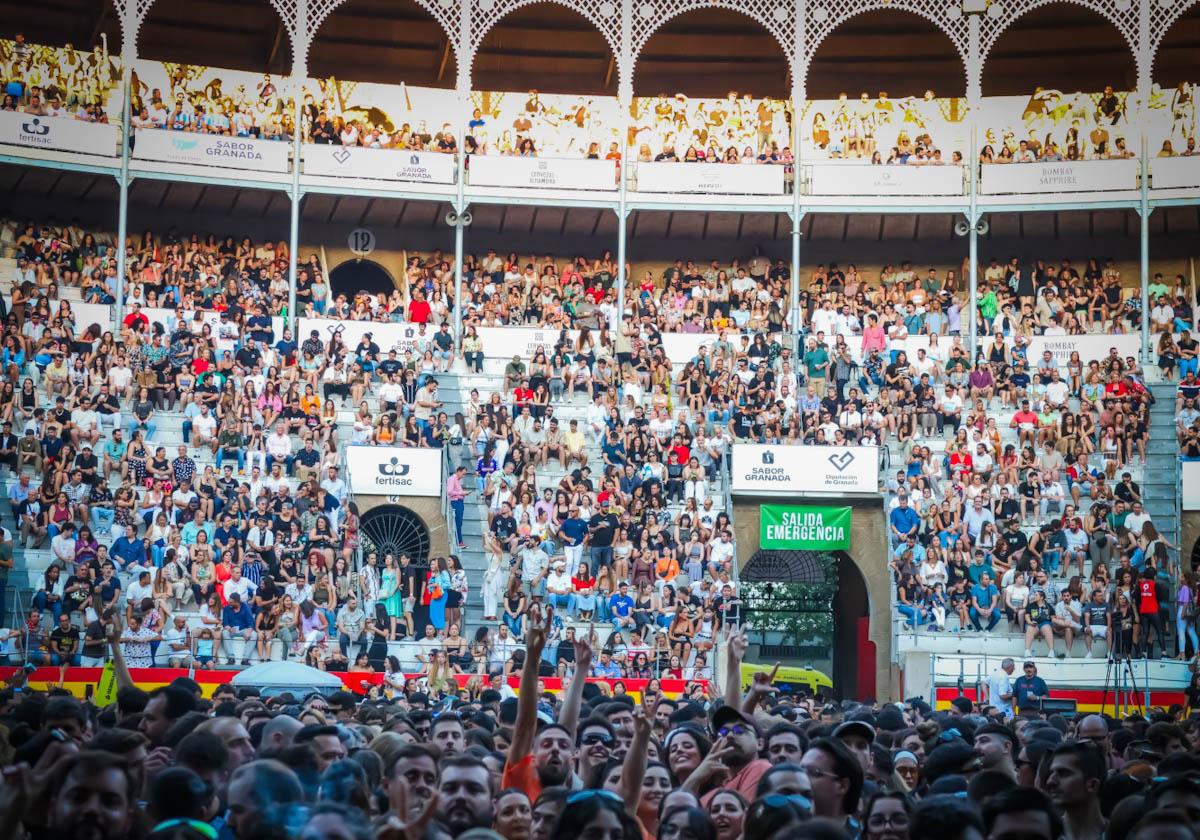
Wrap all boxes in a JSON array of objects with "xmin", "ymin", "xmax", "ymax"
[{"xmin": 563, "ymin": 419, "xmax": 588, "ymax": 468}]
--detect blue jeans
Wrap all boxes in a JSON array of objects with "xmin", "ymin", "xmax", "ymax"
[
  {"xmin": 590, "ymin": 546, "xmax": 613, "ymax": 570},
  {"xmin": 32, "ymin": 591, "xmax": 63, "ymax": 622},
  {"xmin": 503, "ymin": 613, "xmax": 523, "ymax": 637},
  {"xmin": 1181, "ymin": 358, "xmax": 1199, "ymax": 379},
  {"xmin": 129, "ymin": 419, "xmax": 157, "ymax": 441},
  {"xmin": 266, "ymin": 454, "xmax": 294, "ymax": 475},
  {"xmin": 970, "ymin": 606, "xmax": 1001, "ymax": 631},
  {"xmin": 897, "ymin": 605, "xmax": 924, "ymax": 628},
  {"xmin": 547, "ymin": 592, "xmax": 572, "ymax": 614},
  {"xmin": 217, "ymin": 448, "xmax": 246, "ymax": 471},
  {"xmin": 91, "ymin": 507, "xmax": 115, "ymax": 534},
  {"xmin": 450, "ymin": 499, "xmax": 465, "ymax": 545}
]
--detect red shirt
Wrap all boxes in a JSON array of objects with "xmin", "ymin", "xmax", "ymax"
[
  {"xmin": 408, "ymin": 299, "xmax": 431, "ymax": 324},
  {"xmin": 123, "ymin": 311, "xmax": 149, "ymax": 330},
  {"xmin": 513, "ymin": 387, "xmax": 534, "ymax": 406},
  {"xmin": 1138, "ymin": 579, "xmax": 1159, "ymax": 614}
]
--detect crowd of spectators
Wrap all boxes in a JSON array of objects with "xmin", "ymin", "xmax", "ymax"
[
  {"xmin": 4, "ymin": 621, "xmax": 1200, "ymax": 840},
  {"xmin": 0, "ymin": 35, "xmax": 114, "ymax": 124},
  {"xmin": 0, "ymin": 210, "xmax": 1193, "ymax": 678}
]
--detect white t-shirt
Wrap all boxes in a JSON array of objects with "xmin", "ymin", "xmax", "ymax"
[{"xmin": 986, "ymin": 668, "xmax": 1014, "ymax": 717}]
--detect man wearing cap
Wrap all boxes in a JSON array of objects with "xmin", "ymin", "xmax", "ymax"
[
  {"xmin": 587, "ymin": 497, "xmax": 619, "ymax": 570},
  {"xmin": 693, "ymin": 705, "xmax": 771, "ymax": 807},
  {"xmin": 1012, "ymin": 660, "xmax": 1049, "ymax": 714},
  {"xmin": 544, "ymin": 560, "xmax": 572, "ymax": 615},
  {"xmin": 833, "ymin": 719, "xmax": 875, "ymax": 774}
]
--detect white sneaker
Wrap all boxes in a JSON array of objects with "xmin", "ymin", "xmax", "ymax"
[
  {"xmin": 1024, "ymin": 650, "xmax": 1033, "ymax": 658},
  {"xmin": 1084, "ymin": 650, "xmax": 1093, "ymax": 658}
]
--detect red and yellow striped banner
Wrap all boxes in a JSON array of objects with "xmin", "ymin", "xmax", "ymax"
[{"xmin": 0, "ymin": 666, "xmax": 707, "ymax": 702}]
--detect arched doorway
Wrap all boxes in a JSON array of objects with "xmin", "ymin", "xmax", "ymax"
[
  {"xmin": 833, "ymin": 556, "xmax": 872, "ymax": 701},
  {"xmin": 741, "ymin": 549, "xmax": 837, "ymax": 691},
  {"xmin": 329, "ymin": 259, "xmax": 395, "ymax": 299},
  {"xmin": 360, "ymin": 504, "xmax": 431, "ymax": 562},
  {"xmin": 740, "ymin": 548, "xmax": 872, "ymax": 700}
]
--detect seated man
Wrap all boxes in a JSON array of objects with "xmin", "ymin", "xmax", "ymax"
[{"xmin": 1051, "ymin": 590, "xmax": 1082, "ymax": 658}]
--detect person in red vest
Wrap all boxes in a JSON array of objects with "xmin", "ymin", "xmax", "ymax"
[{"xmin": 1138, "ymin": 567, "xmax": 1164, "ymax": 658}]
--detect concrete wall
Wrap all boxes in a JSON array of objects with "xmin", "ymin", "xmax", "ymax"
[{"xmin": 732, "ymin": 496, "xmax": 894, "ymax": 701}]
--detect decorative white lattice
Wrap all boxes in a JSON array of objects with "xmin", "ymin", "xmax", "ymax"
[
  {"xmin": 629, "ymin": 0, "xmax": 796, "ymax": 81},
  {"xmin": 116, "ymin": 0, "xmax": 1175, "ymax": 102},
  {"xmin": 469, "ymin": 0, "xmax": 623, "ymax": 60},
  {"xmin": 978, "ymin": 0, "xmax": 1140, "ymax": 66},
  {"xmin": 1148, "ymin": 0, "xmax": 1199, "ymax": 68},
  {"xmin": 301, "ymin": 0, "xmax": 464, "ymax": 75}
]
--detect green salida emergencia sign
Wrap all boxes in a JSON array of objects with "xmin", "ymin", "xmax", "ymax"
[{"xmin": 760, "ymin": 505, "xmax": 852, "ymax": 551}]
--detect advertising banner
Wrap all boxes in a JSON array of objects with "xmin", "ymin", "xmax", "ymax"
[
  {"xmin": 297, "ymin": 318, "xmax": 432, "ymax": 357},
  {"xmin": 1184, "ymin": 461, "xmax": 1200, "ymax": 511},
  {"xmin": 635, "ymin": 161, "xmax": 784, "ymax": 194},
  {"xmin": 0, "ymin": 111, "xmax": 119, "ymax": 156},
  {"xmin": 133, "ymin": 129, "xmax": 290, "ymax": 172},
  {"xmin": 474, "ymin": 326, "xmax": 580, "ymax": 359},
  {"xmin": 808, "ymin": 163, "xmax": 963, "ymax": 196},
  {"xmin": 731, "ymin": 444, "xmax": 879, "ymax": 495},
  {"xmin": 345, "ymin": 445, "xmax": 442, "ymax": 496},
  {"xmin": 303, "ymin": 143, "xmax": 455, "ymax": 183},
  {"xmin": 760, "ymin": 505, "xmax": 852, "ymax": 551},
  {"xmin": 980, "ymin": 159, "xmax": 1138, "ymax": 194},
  {"xmin": 1152, "ymin": 155, "xmax": 1200, "ymax": 190},
  {"xmin": 468, "ymin": 155, "xmax": 617, "ymax": 191}
]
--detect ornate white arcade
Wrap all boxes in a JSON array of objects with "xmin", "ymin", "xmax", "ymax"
[{"xmin": 108, "ymin": 0, "xmax": 1193, "ymax": 103}]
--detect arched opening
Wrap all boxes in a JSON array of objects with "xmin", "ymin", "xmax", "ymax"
[
  {"xmin": 474, "ymin": 5, "xmax": 615, "ymax": 95},
  {"xmin": 833, "ymin": 555, "xmax": 871, "ymax": 701},
  {"xmin": 742, "ymin": 549, "xmax": 837, "ymax": 693},
  {"xmin": 330, "ymin": 259, "xmax": 396, "ymax": 298},
  {"xmin": 806, "ymin": 10, "xmax": 965, "ymax": 99},
  {"xmin": 804, "ymin": 10, "xmax": 965, "ymax": 162},
  {"xmin": 634, "ymin": 8, "xmax": 790, "ymax": 98},
  {"xmin": 136, "ymin": 0, "xmax": 293, "ymax": 74},
  {"xmin": 982, "ymin": 5, "xmax": 1135, "ymax": 96},
  {"xmin": 468, "ymin": 5, "xmax": 617, "ymax": 157},
  {"xmin": 632, "ymin": 9, "xmax": 791, "ymax": 163},
  {"xmin": 361, "ymin": 504, "xmax": 432, "ymax": 563},
  {"xmin": 4, "ymin": 6, "xmax": 121, "ymax": 54},
  {"xmin": 1154, "ymin": 3, "xmax": 1200, "ymax": 88},
  {"xmin": 309, "ymin": 0, "xmax": 457, "ymax": 89},
  {"xmin": 980, "ymin": 6, "xmax": 1137, "ymax": 163},
  {"xmin": 1152, "ymin": 4, "xmax": 1200, "ymax": 156}
]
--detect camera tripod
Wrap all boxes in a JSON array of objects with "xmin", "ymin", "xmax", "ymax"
[{"xmin": 1100, "ymin": 654, "xmax": 1144, "ymax": 719}]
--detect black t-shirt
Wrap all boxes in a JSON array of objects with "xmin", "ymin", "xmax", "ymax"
[
  {"xmin": 588, "ymin": 513, "xmax": 619, "ymax": 547},
  {"xmin": 82, "ymin": 620, "xmax": 106, "ymax": 657},
  {"xmin": 1084, "ymin": 602, "xmax": 1109, "ymax": 626},
  {"xmin": 235, "ymin": 346, "xmax": 263, "ymax": 369},
  {"xmin": 50, "ymin": 625, "xmax": 78, "ymax": 654},
  {"xmin": 492, "ymin": 515, "xmax": 517, "ymax": 540},
  {"xmin": 999, "ymin": 530, "xmax": 1028, "ymax": 556},
  {"xmin": 732, "ymin": 410, "xmax": 755, "ymax": 438},
  {"xmin": 1115, "ymin": 481, "xmax": 1141, "ymax": 503},
  {"xmin": 95, "ymin": 394, "xmax": 121, "ymax": 416},
  {"xmin": 399, "ymin": 564, "xmax": 420, "ymax": 599}
]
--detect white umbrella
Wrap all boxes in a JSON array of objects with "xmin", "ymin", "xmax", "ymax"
[{"xmin": 229, "ymin": 661, "xmax": 346, "ymax": 698}]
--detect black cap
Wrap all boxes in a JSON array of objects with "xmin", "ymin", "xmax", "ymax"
[{"xmin": 710, "ymin": 704, "xmax": 759, "ymax": 736}]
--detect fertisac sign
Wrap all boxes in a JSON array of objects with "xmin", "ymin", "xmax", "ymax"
[{"xmin": 760, "ymin": 505, "xmax": 851, "ymax": 551}]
